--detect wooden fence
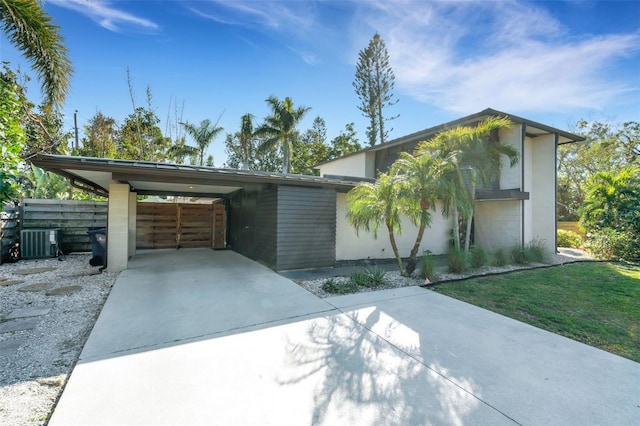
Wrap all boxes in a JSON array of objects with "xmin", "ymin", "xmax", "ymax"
[
  {"xmin": 21, "ymin": 198, "xmax": 107, "ymax": 253},
  {"xmin": 557, "ymin": 221, "xmax": 586, "ymax": 238},
  {"xmin": 1, "ymin": 205, "xmax": 19, "ymax": 263}
]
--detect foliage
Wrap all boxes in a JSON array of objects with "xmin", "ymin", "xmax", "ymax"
[
  {"xmin": 447, "ymin": 246, "xmax": 469, "ymax": 273},
  {"xmin": 224, "ymin": 133, "xmax": 280, "ymax": 171},
  {"xmin": 510, "ymin": 244, "xmax": 528, "ymax": 265},
  {"xmin": 525, "ymin": 239, "xmax": 550, "ymax": 263},
  {"xmin": 346, "ymin": 172, "xmax": 412, "ymax": 274},
  {"xmin": 21, "ymin": 102, "xmax": 72, "ymax": 158},
  {"xmin": 417, "ymin": 116, "xmax": 517, "ymax": 251},
  {"xmin": 0, "ymin": 63, "xmax": 26, "ymax": 204},
  {"xmin": 353, "ymin": 32, "xmax": 398, "ymax": 146},
  {"xmin": 328, "ymin": 123, "xmax": 362, "ymax": 159},
  {"xmin": 321, "ymin": 278, "xmax": 358, "ymax": 295},
  {"xmin": 579, "ymin": 166, "xmax": 640, "ymax": 260},
  {"xmin": 419, "ymin": 253, "xmax": 436, "ymax": 280},
  {"xmin": 256, "ymin": 96, "xmax": 310, "ymax": 174},
  {"xmin": 119, "ymin": 106, "xmax": 169, "ymax": 162},
  {"xmin": 180, "ymin": 119, "xmax": 223, "ymax": 166},
  {"xmin": 469, "ymin": 246, "xmax": 490, "ymax": 268},
  {"xmin": 291, "ymin": 116, "xmax": 330, "ymax": 175},
  {"xmin": 20, "ymin": 165, "xmax": 69, "ymax": 199},
  {"xmin": 557, "ymin": 229, "xmax": 582, "ymax": 248},
  {"xmin": 584, "ymin": 228, "xmax": 640, "ymax": 261},
  {"xmin": 392, "ymin": 150, "xmax": 450, "ymax": 274},
  {"xmin": 0, "ymin": 0, "xmax": 72, "ymax": 107},
  {"xmin": 434, "ymin": 262, "xmax": 640, "ymax": 362},
  {"xmin": 350, "ymin": 267, "xmax": 386, "ymax": 288},
  {"xmin": 558, "ymin": 119, "xmax": 638, "ymax": 220},
  {"xmin": 79, "ymin": 112, "xmax": 118, "ymax": 158},
  {"xmin": 493, "ymin": 247, "xmax": 510, "ymax": 266}
]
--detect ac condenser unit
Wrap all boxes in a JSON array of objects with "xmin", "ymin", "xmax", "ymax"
[{"xmin": 20, "ymin": 229, "xmax": 62, "ymax": 259}]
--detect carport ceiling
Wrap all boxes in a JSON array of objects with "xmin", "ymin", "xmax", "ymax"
[{"xmin": 30, "ymin": 155, "xmax": 357, "ymax": 198}]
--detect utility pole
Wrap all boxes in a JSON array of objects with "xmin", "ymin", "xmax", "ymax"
[{"xmin": 74, "ymin": 110, "xmax": 79, "ymax": 152}]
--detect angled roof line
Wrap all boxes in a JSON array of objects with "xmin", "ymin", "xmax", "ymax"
[{"xmin": 314, "ymin": 108, "xmax": 584, "ymax": 168}]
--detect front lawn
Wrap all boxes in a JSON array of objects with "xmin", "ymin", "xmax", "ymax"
[{"xmin": 433, "ymin": 262, "xmax": 640, "ymax": 362}]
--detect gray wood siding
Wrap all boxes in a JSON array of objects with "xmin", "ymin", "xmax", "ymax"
[
  {"xmin": 276, "ymin": 186, "xmax": 336, "ymax": 270},
  {"xmin": 254, "ymin": 188, "xmax": 277, "ymax": 266},
  {"xmin": 228, "ymin": 190, "xmax": 257, "ymax": 259}
]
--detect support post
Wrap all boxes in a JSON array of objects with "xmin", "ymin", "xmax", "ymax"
[{"xmin": 107, "ymin": 183, "xmax": 130, "ymax": 272}]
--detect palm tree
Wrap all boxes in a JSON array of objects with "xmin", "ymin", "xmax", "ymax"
[
  {"xmin": 180, "ymin": 119, "xmax": 223, "ymax": 166},
  {"xmin": 580, "ymin": 167, "xmax": 639, "ymax": 231},
  {"xmin": 0, "ymin": 0, "xmax": 72, "ymax": 107},
  {"xmin": 417, "ymin": 117, "xmax": 518, "ymax": 250},
  {"xmin": 256, "ymin": 96, "xmax": 310, "ymax": 174},
  {"xmin": 238, "ymin": 113, "xmax": 255, "ymax": 170},
  {"xmin": 392, "ymin": 151, "xmax": 455, "ymax": 274},
  {"xmin": 346, "ymin": 172, "xmax": 413, "ymax": 274}
]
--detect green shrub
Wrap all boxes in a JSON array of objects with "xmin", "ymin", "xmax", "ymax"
[
  {"xmin": 584, "ymin": 228, "xmax": 640, "ymax": 260},
  {"xmin": 448, "ymin": 247, "xmax": 469, "ymax": 273},
  {"xmin": 419, "ymin": 253, "xmax": 436, "ymax": 280},
  {"xmin": 322, "ymin": 278, "xmax": 357, "ymax": 294},
  {"xmin": 470, "ymin": 247, "xmax": 490, "ymax": 269},
  {"xmin": 510, "ymin": 244, "xmax": 528, "ymax": 265},
  {"xmin": 557, "ymin": 229, "xmax": 582, "ymax": 248},
  {"xmin": 350, "ymin": 267, "xmax": 386, "ymax": 288},
  {"xmin": 493, "ymin": 247, "xmax": 510, "ymax": 266},
  {"xmin": 525, "ymin": 239, "xmax": 550, "ymax": 263}
]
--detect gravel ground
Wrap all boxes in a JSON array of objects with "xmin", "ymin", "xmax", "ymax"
[
  {"xmin": 0, "ymin": 254, "xmax": 118, "ymax": 426},
  {"xmin": 296, "ymin": 248, "xmax": 595, "ymax": 298}
]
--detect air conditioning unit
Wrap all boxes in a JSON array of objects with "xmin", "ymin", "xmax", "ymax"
[{"xmin": 20, "ymin": 229, "xmax": 63, "ymax": 259}]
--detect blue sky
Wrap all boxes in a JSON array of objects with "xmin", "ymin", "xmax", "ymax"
[{"xmin": 1, "ymin": 0, "xmax": 639, "ymax": 166}]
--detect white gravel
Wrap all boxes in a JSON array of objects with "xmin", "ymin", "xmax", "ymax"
[
  {"xmin": 296, "ymin": 248, "xmax": 595, "ymax": 298},
  {"xmin": 0, "ymin": 254, "xmax": 118, "ymax": 426}
]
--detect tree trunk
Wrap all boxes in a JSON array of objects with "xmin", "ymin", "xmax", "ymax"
[
  {"xmin": 386, "ymin": 222, "xmax": 404, "ymax": 275},
  {"xmin": 464, "ymin": 179, "xmax": 476, "ymax": 251},
  {"xmin": 452, "ymin": 200, "xmax": 460, "ymax": 250},
  {"xmin": 405, "ymin": 218, "xmax": 426, "ymax": 275}
]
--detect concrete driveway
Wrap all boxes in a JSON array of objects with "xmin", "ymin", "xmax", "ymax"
[{"xmin": 50, "ymin": 249, "xmax": 639, "ymax": 425}]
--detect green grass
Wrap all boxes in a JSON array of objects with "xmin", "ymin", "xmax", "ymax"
[{"xmin": 433, "ymin": 262, "xmax": 640, "ymax": 362}]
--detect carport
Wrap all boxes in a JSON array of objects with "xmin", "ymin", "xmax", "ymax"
[{"xmin": 30, "ymin": 155, "xmax": 356, "ymax": 272}]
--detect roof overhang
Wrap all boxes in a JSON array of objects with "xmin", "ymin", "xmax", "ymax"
[
  {"xmin": 30, "ymin": 155, "xmax": 357, "ymax": 198},
  {"xmin": 315, "ymin": 108, "xmax": 585, "ymax": 168}
]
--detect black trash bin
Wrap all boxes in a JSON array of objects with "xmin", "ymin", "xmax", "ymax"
[{"xmin": 87, "ymin": 228, "xmax": 107, "ymax": 267}]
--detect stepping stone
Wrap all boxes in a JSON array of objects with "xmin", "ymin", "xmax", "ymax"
[
  {"xmin": 5, "ymin": 306, "xmax": 51, "ymax": 319},
  {"xmin": 0, "ymin": 318, "xmax": 39, "ymax": 333},
  {"xmin": 0, "ymin": 280, "xmax": 24, "ymax": 287},
  {"xmin": 18, "ymin": 282, "xmax": 54, "ymax": 292},
  {"xmin": 14, "ymin": 267, "xmax": 57, "ymax": 275},
  {"xmin": 0, "ymin": 339, "xmax": 22, "ymax": 357},
  {"xmin": 46, "ymin": 286, "xmax": 81, "ymax": 296}
]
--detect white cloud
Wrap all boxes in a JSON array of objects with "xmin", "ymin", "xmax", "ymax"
[
  {"xmin": 190, "ymin": 1, "xmax": 315, "ymax": 33},
  {"xmin": 49, "ymin": 0, "xmax": 158, "ymax": 33},
  {"xmin": 354, "ymin": 0, "xmax": 639, "ymax": 113}
]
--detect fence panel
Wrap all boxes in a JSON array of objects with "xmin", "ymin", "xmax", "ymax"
[{"xmin": 21, "ymin": 199, "xmax": 107, "ymax": 253}]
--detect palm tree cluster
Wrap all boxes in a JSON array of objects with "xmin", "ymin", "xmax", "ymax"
[{"xmin": 347, "ymin": 117, "xmax": 519, "ymax": 275}]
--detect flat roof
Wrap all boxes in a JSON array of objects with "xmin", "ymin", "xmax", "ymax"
[{"xmin": 30, "ymin": 155, "xmax": 358, "ymax": 197}]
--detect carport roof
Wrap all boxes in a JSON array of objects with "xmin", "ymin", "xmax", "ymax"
[{"xmin": 30, "ymin": 154, "xmax": 358, "ymax": 198}]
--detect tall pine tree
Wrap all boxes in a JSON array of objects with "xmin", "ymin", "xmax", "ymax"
[{"xmin": 353, "ymin": 33, "xmax": 399, "ymax": 146}]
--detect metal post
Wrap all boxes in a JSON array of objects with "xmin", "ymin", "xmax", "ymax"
[{"xmin": 74, "ymin": 110, "xmax": 79, "ymax": 152}]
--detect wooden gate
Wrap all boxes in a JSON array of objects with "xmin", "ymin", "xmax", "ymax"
[{"xmin": 137, "ymin": 202, "xmax": 226, "ymax": 249}]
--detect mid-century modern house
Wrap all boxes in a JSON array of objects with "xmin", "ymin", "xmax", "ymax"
[{"xmin": 31, "ymin": 108, "xmax": 583, "ymax": 272}]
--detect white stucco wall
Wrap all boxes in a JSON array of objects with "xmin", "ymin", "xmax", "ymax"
[
  {"xmin": 529, "ymin": 134, "xmax": 556, "ymax": 250},
  {"xmin": 523, "ymin": 136, "xmax": 534, "ymax": 244},
  {"xmin": 335, "ymin": 193, "xmax": 451, "ymax": 261},
  {"xmin": 318, "ymin": 152, "xmax": 375, "ymax": 179},
  {"xmin": 499, "ymin": 125, "xmax": 522, "ymax": 189},
  {"xmin": 474, "ymin": 200, "xmax": 522, "ymax": 251}
]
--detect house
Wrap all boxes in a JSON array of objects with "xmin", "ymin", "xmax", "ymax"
[
  {"xmin": 31, "ymin": 108, "xmax": 583, "ymax": 272},
  {"xmin": 317, "ymin": 108, "xmax": 584, "ymax": 260}
]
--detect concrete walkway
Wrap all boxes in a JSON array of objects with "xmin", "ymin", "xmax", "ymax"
[{"xmin": 50, "ymin": 249, "xmax": 639, "ymax": 425}]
